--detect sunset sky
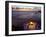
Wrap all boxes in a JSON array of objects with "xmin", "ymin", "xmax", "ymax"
[{"xmin": 12, "ymin": 5, "xmax": 41, "ymax": 11}]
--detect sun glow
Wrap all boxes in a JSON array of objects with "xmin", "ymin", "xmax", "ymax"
[{"xmin": 30, "ymin": 22, "xmax": 33, "ymax": 24}]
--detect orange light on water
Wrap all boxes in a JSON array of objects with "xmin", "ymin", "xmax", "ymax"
[{"xmin": 28, "ymin": 21, "xmax": 37, "ymax": 30}]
